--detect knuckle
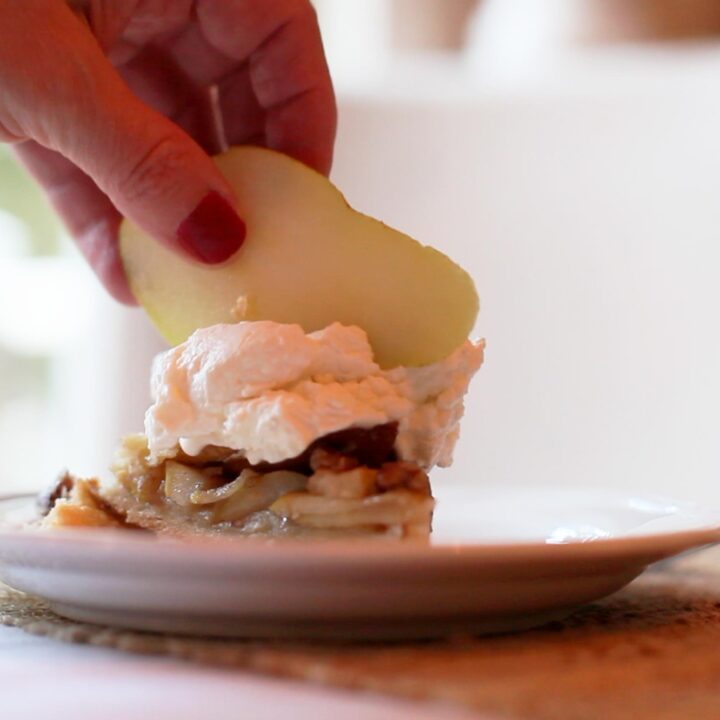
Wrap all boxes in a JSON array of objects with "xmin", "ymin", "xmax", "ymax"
[
  {"xmin": 134, "ymin": 0, "xmax": 194, "ymax": 35},
  {"xmin": 0, "ymin": 113, "xmax": 26, "ymax": 143},
  {"xmin": 113, "ymin": 132, "xmax": 193, "ymax": 206}
]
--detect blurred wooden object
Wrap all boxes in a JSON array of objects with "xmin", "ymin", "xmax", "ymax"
[
  {"xmin": 390, "ymin": 0, "xmax": 480, "ymax": 51},
  {"xmin": 467, "ymin": 0, "xmax": 720, "ymax": 69},
  {"xmin": 579, "ymin": 0, "xmax": 720, "ymax": 43}
]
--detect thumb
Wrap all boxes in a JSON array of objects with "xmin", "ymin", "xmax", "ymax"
[
  {"xmin": 79, "ymin": 105, "xmax": 247, "ymax": 266},
  {"xmin": 3, "ymin": 2, "xmax": 245, "ymax": 267}
]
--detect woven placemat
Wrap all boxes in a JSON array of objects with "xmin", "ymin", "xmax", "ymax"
[{"xmin": 3, "ymin": 548, "xmax": 720, "ymax": 720}]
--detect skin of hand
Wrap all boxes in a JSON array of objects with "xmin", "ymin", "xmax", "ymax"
[{"xmin": 0, "ymin": 0, "xmax": 337, "ymax": 303}]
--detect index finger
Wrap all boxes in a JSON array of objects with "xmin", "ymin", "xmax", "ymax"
[{"xmin": 196, "ymin": 0, "xmax": 337, "ymax": 175}]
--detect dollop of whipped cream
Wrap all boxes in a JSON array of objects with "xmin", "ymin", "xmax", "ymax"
[{"xmin": 145, "ymin": 322, "xmax": 484, "ymax": 469}]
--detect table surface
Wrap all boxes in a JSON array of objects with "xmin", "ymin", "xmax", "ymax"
[{"xmin": 0, "ymin": 624, "xmax": 488, "ymax": 720}]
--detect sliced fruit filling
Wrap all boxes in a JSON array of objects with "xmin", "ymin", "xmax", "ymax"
[{"xmin": 42, "ymin": 424, "xmax": 434, "ymax": 538}]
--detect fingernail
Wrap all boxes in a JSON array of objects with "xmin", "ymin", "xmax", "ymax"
[{"xmin": 176, "ymin": 191, "xmax": 246, "ymax": 264}]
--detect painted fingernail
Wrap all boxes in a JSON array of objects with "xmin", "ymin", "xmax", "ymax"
[{"xmin": 177, "ymin": 191, "xmax": 246, "ymax": 264}]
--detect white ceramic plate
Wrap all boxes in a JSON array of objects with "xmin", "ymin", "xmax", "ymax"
[{"xmin": 0, "ymin": 485, "xmax": 719, "ymax": 639}]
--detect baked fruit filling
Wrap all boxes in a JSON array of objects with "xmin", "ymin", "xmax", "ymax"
[{"xmin": 40, "ymin": 423, "xmax": 434, "ymax": 539}]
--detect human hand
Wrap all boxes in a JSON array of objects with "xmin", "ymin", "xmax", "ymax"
[{"xmin": 0, "ymin": 0, "xmax": 336, "ymax": 303}]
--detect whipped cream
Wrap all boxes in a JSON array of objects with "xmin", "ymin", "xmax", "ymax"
[{"xmin": 145, "ymin": 322, "xmax": 484, "ymax": 469}]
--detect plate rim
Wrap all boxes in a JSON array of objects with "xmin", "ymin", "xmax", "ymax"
[
  {"xmin": 1, "ymin": 491, "xmax": 719, "ymax": 572},
  {"xmin": 0, "ymin": 523, "xmax": 718, "ymax": 569}
]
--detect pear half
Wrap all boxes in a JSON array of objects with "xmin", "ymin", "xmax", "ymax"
[{"xmin": 120, "ymin": 146, "xmax": 478, "ymax": 368}]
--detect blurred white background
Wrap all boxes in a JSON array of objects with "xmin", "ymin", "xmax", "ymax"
[{"xmin": 3, "ymin": 0, "xmax": 720, "ymax": 503}]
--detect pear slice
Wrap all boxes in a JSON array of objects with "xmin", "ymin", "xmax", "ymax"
[{"xmin": 119, "ymin": 146, "xmax": 478, "ymax": 368}]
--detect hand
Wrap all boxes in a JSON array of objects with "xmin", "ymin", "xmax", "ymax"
[{"xmin": 0, "ymin": 0, "xmax": 336, "ymax": 303}]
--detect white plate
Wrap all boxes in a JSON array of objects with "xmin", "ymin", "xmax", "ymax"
[{"xmin": 0, "ymin": 486, "xmax": 718, "ymax": 640}]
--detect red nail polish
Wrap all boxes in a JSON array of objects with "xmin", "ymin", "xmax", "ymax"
[{"xmin": 177, "ymin": 191, "xmax": 246, "ymax": 264}]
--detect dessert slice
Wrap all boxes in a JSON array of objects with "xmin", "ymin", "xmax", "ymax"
[
  {"xmin": 40, "ymin": 322, "xmax": 484, "ymax": 539},
  {"xmin": 39, "ymin": 146, "xmax": 483, "ymax": 540}
]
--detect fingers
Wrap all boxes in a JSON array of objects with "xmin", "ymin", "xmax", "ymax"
[
  {"xmin": 196, "ymin": 0, "xmax": 337, "ymax": 175},
  {"xmin": 81, "ymin": 0, "xmax": 192, "ymax": 62},
  {"xmin": 0, "ymin": 0, "xmax": 334, "ymax": 306},
  {"xmin": 217, "ymin": 67, "xmax": 266, "ymax": 147},
  {"xmin": 1, "ymin": 1, "xmax": 246, "ymax": 294},
  {"xmin": 117, "ymin": 45, "xmax": 224, "ymax": 154},
  {"xmin": 12, "ymin": 142, "xmax": 134, "ymax": 305}
]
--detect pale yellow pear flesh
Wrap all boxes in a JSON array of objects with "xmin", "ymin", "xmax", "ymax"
[{"xmin": 119, "ymin": 147, "xmax": 478, "ymax": 368}]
